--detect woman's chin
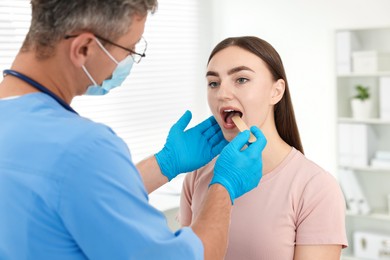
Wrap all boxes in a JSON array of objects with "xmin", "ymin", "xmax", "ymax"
[{"xmin": 222, "ymin": 132, "xmax": 236, "ymax": 142}]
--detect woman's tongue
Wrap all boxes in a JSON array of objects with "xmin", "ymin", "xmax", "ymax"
[{"xmin": 226, "ymin": 112, "xmax": 241, "ymax": 125}]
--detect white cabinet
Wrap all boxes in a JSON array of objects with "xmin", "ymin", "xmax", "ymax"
[{"xmin": 336, "ymin": 27, "xmax": 390, "ymax": 260}]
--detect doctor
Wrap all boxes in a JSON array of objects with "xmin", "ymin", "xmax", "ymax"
[{"xmin": 0, "ymin": 0, "xmax": 267, "ymax": 259}]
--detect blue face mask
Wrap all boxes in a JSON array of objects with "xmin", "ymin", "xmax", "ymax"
[{"xmin": 82, "ymin": 38, "xmax": 134, "ymax": 95}]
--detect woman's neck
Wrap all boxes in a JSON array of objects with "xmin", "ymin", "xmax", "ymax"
[{"xmin": 261, "ymin": 126, "xmax": 293, "ymax": 175}]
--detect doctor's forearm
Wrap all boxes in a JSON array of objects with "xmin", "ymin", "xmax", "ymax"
[
  {"xmin": 191, "ymin": 184, "xmax": 232, "ymax": 260},
  {"xmin": 136, "ymin": 155, "xmax": 168, "ymax": 194}
]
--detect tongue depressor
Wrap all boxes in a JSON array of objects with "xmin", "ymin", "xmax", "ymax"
[{"xmin": 231, "ymin": 115, "xmax": 257, "ymax": 143}]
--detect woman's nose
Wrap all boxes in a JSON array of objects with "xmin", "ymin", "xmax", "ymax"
[{"xmin": 216, "ymin": 83, "xmax": 234, "ymax": 100}]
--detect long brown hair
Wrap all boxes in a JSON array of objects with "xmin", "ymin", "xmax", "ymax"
[{"xmin": 208, "ymin": 36, "xmax": 304, "ymax": 154}]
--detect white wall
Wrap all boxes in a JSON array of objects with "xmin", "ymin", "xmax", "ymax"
[{"xmin": 203, "ymin": 0, "xmax": 390, "ymax": 176}]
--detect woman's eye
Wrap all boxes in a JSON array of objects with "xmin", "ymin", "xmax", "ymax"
[
  {"xmin": 208, "ymin": 81, "xmax": 219, "ymax": 88},
  {"xmin": 237, "ymin": 78, "xmax": 249, "ymax": 84}
]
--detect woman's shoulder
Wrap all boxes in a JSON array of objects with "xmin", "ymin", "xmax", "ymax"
[
  {"xmin": 287, "ymin": 150, "xmax": 345, "ymax": 215},
  {"xmin": 289, "ymin": 148, "xmax": 328, "ymax": 174},
  {"xmin": 285, "ymin": 148, "xmax": 338, "ymax": 186}
]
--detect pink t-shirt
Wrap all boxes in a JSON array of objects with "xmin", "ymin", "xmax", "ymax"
[{"xmin": 180, "ymin": 147, "xmax": 348, "ymax": 260}]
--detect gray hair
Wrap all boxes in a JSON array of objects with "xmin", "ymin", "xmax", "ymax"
[{"xmin": 23, "ymin": 0, "xmax": 158, "ymax": 59}]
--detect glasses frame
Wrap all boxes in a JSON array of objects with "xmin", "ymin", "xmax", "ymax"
[{"xmin": 64, "ymin": 34, "xmax": 147, "ymax": 63}]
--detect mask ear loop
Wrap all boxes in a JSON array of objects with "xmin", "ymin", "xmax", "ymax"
[
  {"xmin": 82, "ymin": 65, "xmax": 98, "ymax": 86},
  {"xmin": 81, "ymin": 38, "xmax": 120, "ymax": 88},
  {"xmin": 94, "ymin": 38, "xmax": 119, "ymax": 65}
]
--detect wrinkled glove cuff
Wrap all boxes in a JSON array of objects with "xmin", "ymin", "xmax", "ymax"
[{"xmin": 155, "ymin": 149, "xmax": 176, "ymax": 182}]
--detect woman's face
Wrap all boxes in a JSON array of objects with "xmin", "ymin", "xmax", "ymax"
[{"xmin": 207, "ymin": 46, "xmax": 278, "ymax": 141}]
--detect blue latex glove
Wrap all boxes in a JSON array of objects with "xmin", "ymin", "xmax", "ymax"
[
  {"xmin": 210, "ymin": 126, "xmax": 267, "ymax": 204},
  {"xmin": 155, "ymin": 110, "xmax": 228, "ymax": 181}
]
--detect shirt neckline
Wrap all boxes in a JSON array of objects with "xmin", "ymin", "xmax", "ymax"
[{"xmin": 0, "ymin": 95, "xmax": 21, "ymax": 100}]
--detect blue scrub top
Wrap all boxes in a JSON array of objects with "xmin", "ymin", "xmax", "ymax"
[{"xmin": 0, "ymin": 93, "xmax": 203, "ymax": 259}]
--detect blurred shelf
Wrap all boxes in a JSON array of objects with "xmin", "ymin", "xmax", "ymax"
[
  {"xmin": 338, "ymin": 117, "xmax": 390, "ymax": 125},
  {"xmin": 341, "ymin": 255, "xmax": 359, "ymax": 260},
  {"xmin": 337, "ymin": 71, "xmax": 390, "ymax": 77},
  {"xmin": 346, "ymin": 209, "xmax": 390, "ymax": 221},
  {"xmin": 339, "ymin": 165, "xmax": 390, "ymax": 172}
]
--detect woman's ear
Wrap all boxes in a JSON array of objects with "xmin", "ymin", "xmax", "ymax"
[
  {"xmin": 270, "ymin": 79, "xmax": 285, "ymax": 105},
  {"xmin": 68, "ymin": 33, "xmax": 95, "ymax": 68}
]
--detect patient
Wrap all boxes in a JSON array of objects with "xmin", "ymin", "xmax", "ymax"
[{"xmin": 179, "ymin": 36, "xmax": 348, "ymax": 259}]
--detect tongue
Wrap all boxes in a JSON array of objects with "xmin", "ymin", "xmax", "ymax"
[{"xmin": 226, "ymin": 112, "xmax": 241, "ymax": 124}]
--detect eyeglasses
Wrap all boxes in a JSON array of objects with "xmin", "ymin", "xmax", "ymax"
[{"xmin": 64, "ymin": 34, "xmax": 147, "ymax": 63}]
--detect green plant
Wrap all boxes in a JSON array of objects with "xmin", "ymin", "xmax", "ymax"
[{"xmin": 354, "ymin": 85, "xmax": 370, "ymax": 101}]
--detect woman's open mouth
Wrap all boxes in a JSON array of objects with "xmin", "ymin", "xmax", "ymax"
[{"xmin": 220, "ymin": 108, "xmax": 243, "ymax": 129}]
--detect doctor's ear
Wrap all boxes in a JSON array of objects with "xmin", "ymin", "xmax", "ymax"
[
  {"xmin": 66, "ymin": 33, "xmax": 96, "ymax": 68},
  {"xmin": 270, "ymin": 79, "xmax": 285, "ymax": 105}
]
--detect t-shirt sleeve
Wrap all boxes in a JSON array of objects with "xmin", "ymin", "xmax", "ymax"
[
  {"xmin": 58, "ymin": 126, "xmax": 203, "ymax": 259},
  {"xmin": 179, "ymin": 171, "xmax": 196, "ymax": 226},
  {"xmin": 295, "ymin": 172, "xmax": 348, "ymax": 247}
]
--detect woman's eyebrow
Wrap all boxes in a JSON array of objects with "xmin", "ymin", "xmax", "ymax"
[
  {"xmin": 206, "ymin": 66, "xmax": 254, "ymax": 77},
  {"xmin": 227, "ymin": 66, "xmax": 254, "ymax": 75},
  {"xmin": 206, "ymin": 71, "xmax": 219, "ymax": 77}
]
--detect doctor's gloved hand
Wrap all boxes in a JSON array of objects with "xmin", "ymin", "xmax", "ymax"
[
  {"xmin": 155, "ymin": 110, "xmax": 228, "ymax": 181},
  {"xmin": 210, "ymin": 126, "xmax": 267, "ymax": 204}
]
